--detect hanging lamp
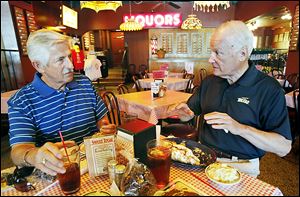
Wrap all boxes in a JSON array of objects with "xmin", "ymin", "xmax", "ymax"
[
  {"xmin": 181, "ymin": 14, "xmax": 202, "ymax": 29},
  {"xmin": 119, "ymin": 2, "xmax": 143, "ymax": 31},
  {"xmin": 80, "ymin": 1, "xmax": 122, "ymax": 12}
]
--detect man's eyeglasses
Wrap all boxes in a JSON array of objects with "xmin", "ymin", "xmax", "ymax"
[{"xmin": 5, "ymin": 167, "xmax": 35, "ymax": 192}]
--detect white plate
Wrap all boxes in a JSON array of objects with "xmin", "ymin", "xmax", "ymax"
[{"xmin": 205, "ymin": 163, "xmax": 241, "ymax": 186}]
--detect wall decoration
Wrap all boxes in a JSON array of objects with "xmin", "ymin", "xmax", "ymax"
[{"xmin": 289, "ymin": 4, "xmax": 299, "ymax": 51}]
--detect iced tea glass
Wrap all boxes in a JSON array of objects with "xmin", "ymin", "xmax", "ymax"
[
  {"xmin": 57, "ymin": 144, "xmax": 81, "ymax": 194},
  {"xmin": 147, "ymin": 139, "xmax": 172, "ymax": 189}
]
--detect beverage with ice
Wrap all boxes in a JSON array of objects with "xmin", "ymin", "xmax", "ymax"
[
  {"xmin": 147, "ymin": 139, "xmax": 172, "ymax": 189},
  {"xmin": 57, "ymin": 144, "xmax": 81, "ymax": 194},
  {"xmin": 57, "ymin": 162, "xmax": 80, "ymax": 194}
]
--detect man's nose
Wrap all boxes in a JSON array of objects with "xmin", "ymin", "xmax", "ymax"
[
  {"xmin": 208, "ymin": 53, "xmax": 215, "ymax": 63},
  {"xmin": 66, "ymin": 57, "xmax": 74, "ymax": 69}
]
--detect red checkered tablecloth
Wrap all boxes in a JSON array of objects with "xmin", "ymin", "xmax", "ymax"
[
  {"xmin": 1, "ymin": 164, "xmax": 283, "ymax": 196},
  {"xmin": 1, "ymin": 136, "xmax": 283, "ymax": 196}
]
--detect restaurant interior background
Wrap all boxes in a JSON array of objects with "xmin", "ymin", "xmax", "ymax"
[{"xmin": 1, "ymin": 1, "xmax": 299, "ymax": 92}]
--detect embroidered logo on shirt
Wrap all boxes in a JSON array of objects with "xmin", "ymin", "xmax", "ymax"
[{"xmin": 237, "ymin": 97, "xmax": 250, "ymax": 105}]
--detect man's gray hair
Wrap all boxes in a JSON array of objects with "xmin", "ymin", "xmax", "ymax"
[
  {"xmin": 26, "ymin": 29, "xmax": 72, "ymax": 67},
  {"xmin": 216, "ymin": 20, "xmax": 254, "ymax": 57}
]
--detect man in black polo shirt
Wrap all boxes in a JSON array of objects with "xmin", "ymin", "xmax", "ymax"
[{"xmin": 168, "ymin": 21, "xmax": 292, "ymax": 177}]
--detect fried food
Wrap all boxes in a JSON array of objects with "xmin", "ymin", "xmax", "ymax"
[{"xmin": 170, "ymin": 142, "xmax": 200, "ymax": 165}]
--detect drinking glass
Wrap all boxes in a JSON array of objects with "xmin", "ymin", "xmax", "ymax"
[
  {"xmin": 57, "ymin": 144, "xmax": 81, "ymax": 194},
  {"xmin": 147, "ymin": 139, "xmax": 172, "ymax": 189}
]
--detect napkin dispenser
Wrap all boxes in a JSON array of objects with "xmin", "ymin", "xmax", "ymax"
[{"xmin": 117, "ymin": 119, "xmax": 156, "ymax": 165}]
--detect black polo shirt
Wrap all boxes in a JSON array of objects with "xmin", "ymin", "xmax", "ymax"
[{"xmin": 187, "ymin": 64, "xmax": 292, "ymax": 159}]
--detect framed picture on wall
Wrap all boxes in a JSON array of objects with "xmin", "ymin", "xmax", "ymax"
[
  {"xmin": 278, "ymin": 34, "xmax": 284, "ymax": 42},
  {"xmin": 274, "ymin": 34, "xmax": 278, "ymax": 43},
  {"xmin": 289, "ymin": 4, "xmax": 299, "ymax": 51}
]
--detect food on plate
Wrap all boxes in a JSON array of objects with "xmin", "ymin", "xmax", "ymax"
[
  {"xmin": 206, "ymin": 163, "xmax": 240, "ymax": 184},
  {"xmin": 170, "ymin": 141, "xmax": 200, "ymax": 165}
]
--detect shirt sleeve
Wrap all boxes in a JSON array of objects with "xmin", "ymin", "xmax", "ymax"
[
  {"xmin": 261, "ymin": 88, "xmax": 292, "ymax": 140},
  {"xmin": 8, "ymin": 99, "xmax": 36, "ymax": 147},
  {"xmin": 187, "ymin": 84, "xmax": 203, "ymax": 116}
]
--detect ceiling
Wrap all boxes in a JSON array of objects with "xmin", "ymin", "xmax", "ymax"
[{"xmin": 245, "ymin": 6, "xmax": 292, "ymax": 30}]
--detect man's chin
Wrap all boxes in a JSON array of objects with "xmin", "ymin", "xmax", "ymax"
[{"xmin": 65, "ymin": 73, "xmax": 74, "ymax": 82}]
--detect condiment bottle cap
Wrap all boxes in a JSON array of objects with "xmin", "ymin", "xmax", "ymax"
[{"xmin": 115, "ymin": 165, "xmax": 126, "ymax": 173}]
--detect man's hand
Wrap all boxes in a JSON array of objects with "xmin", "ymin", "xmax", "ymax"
[
  {"xmin": 34, "ymin": 141, "xmax": 76, "ymax": 176},
  {"xmin": 204, "ymin": 112, "xmax": 245, "ymax": 135},
  {"xmin": 167, "ymin": 103, "xmax": 195, "ymax": 122},
  {"xmin": 99, "ymin": 119, "xmax": 117, "ymax": 135}
]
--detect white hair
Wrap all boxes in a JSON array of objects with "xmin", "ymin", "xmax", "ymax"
[
  {"xmin": 26, "ymin": 29, "xmax": 72, "ymax": 67},
  {"xmin": 215, "ymin": 20, "xmax": 254, "ymax": 57}
]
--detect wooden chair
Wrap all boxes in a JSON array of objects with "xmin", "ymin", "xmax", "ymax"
[
  {"xmin": 185, "ymin": 74, "xmax": 194, "ymax": 93},
  {"xmin": 132, "ymin": 75, "xmax": 142, "ymax": 92},
  {"xmin": 283, "ymin": 73, "xmax": 299, "ymax": 93},
  {"xmin": 292, "ymin": 89, "xmax": 299, "ymax": 143},
  {"xmin": 101, "ymin": 91, "xmax": 122, "ymax": 126},
  {"xmin": 199, "ymin": 68, "xmax": 207, "ymax": 84},
  {"xmin": 117, "ymin": 83, "xmax": 129, "ymax": 94}
]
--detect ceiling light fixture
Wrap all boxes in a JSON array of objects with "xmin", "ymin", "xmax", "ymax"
[
  {"xmin": 119, "ymin": 2, "xmax": 143, "ymax": 31},
  {"xmin": 181, "ymin": 14, "xmax": 202, "ymax": 29},
  {"xmin": 80, "ymin": 1, "xmax": 122, "ymax": 12},
  {"xmin": 193, "ymin": 1, "xmax": 230, "ymax": 13}
]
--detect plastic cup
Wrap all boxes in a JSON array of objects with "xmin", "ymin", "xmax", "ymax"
[
  {"xmin": 57, "ymin": 144, "xmax": 81, "ymax": 194},
  {"xmin": 147, "ymin": 139, "xmax": 172, "ymax": 189}
]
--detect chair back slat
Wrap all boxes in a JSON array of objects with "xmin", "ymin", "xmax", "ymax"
[
  {"xmin": 132, "ymin": 76, "xmax": 141, "ymax": 92},
  {"xmin": 117, "ymin": 84, "xmax": 129, "ymax": 94},
  {"xmin": 101, "ymin": 91, "xmax": 121, "ymax": 126}
]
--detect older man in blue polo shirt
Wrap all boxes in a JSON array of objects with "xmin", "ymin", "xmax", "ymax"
[
  {"xmin": 168, "ymin": 21, "xmax": 292, "ymax": 177},
  {"xmin": 8, "ymin": 29, "xmax": 115, "ymax": 176}
]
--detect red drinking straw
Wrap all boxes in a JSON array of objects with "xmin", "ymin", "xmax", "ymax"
[{"xmin": 58, "ymin": 131, "xmax": 71, "ymax": 164}]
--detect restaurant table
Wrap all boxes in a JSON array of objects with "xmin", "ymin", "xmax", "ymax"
[
  {"xmin": 285, "ymin": 89, "xmax": 299, "ymax": 108},
  {"xmin": 1, "ymin": 89, "xmax": 18, "ymax": 114},
  {"xmin": 138, "ymin": 78, "xmax": 189, "ymax": 91},
  {"xmin": 148, "ymin": 72, "xmax": 184, "ymax": 79},
  {"xmin": 1, "ymin": 136, "xmax": 283, "ymax": 196},
  {"xmin": 117, "ymin": 90, "xmax": 192, "ymax": 125}
]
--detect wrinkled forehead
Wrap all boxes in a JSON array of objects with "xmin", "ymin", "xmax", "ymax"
[
  {"xmin": 49, "ymin": 42, "xmax": 71, "ymax": 57},
  {"xmin": 210, "ymin": 29, "xmax": 236, "ymax": 50}
]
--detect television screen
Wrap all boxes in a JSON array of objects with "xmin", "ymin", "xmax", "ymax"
[{"xmin": 62, "ymin": 5, "xmax": 77, "ymax": 29}]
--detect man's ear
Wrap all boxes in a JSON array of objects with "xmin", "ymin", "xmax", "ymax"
[
  {"xmin": 32, "ymin": 61, "xmax": 45, "ymax": 73},
  {"xmin": 239, "ymin": 46, "xmax": 248, "ymax": 62}
]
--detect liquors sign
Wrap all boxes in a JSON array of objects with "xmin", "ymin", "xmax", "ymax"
[{"xmin": 123, "ymin": 12, "xmax": 182, "ymax": 28}]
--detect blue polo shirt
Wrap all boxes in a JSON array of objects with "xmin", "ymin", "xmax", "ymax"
[
  {"xmin": 187, "ymin": 64, "xmax": 292, "ymax": 159},
  {"xmin": 8, "ymin": 73, "xmax": 108, "ymax": 147}
]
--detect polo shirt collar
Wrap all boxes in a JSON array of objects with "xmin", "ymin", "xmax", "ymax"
[
  {"xmin": 32, "ymin": 72, "xmax": 79, "ymax": 97},
  {"xmin": 235, "ymin": 63, "xmax": 259, "ymax": 87}
]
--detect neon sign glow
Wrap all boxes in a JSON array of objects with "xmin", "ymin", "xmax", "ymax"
[{"xmin": 123, "ymin": 13, "xmax": 182, "ymax": 28}]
